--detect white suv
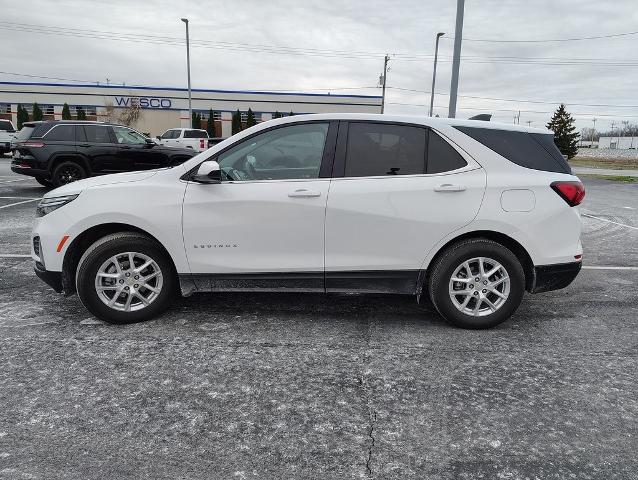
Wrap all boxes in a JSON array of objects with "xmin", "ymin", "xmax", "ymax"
[
  {"xmin": 156, "ymin": 128, "xmax": 212, "ymax": 152},
  {"xmin": 31, "ymin": 114, "xmax": 584, "ymax": 329}
]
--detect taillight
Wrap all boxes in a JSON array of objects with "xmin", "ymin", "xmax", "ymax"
[
  {"xmin": 22, "ymin": 141, "xmax": 45, "ymax": 148},
  {"xmin": 200, "ymin": 139, "xmax": 205, "ymax": 149},
  {"xmin": 551, "ymin": 181, "xmax": 585, "ymax": 207}
]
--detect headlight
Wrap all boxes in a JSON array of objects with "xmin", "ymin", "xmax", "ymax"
[{"xmin": 36, "ymin": 194, "xmax": 79, "ymax": 217}]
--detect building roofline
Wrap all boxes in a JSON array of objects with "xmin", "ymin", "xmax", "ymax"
[{"xmin": 0, "ymin": 81, "xmax": 383, "ymax": 100}]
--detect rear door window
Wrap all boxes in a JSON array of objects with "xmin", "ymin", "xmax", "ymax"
[
  {"xmin": 44, "ymin": 125, "xmax": 75, "ymax": 141},
  {"xmin": 83, "ymin": 125, "xmax": 113, "ymax": 143},
  {"xmin": 455, "ymin": 126, "xmax": 570, "ymax": 174},
  {"xmin": 427, "ymin": 131, "xmax": 468, "ymax": 173},
  {"xmin": 344, "ymin": 122, "xmax": 426, "ymax": 177},
  {"xmin": 184, "ymin": 130, "xmax": 208, "ymax": 138}
]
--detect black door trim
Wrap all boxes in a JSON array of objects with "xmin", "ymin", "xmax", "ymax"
[{"xmin": 180, "ymin": 270, "xmax": 420, "ymax": 295}]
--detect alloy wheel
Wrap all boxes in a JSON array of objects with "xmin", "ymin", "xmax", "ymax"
[
  {"xmin": 94, "ymin": 252, "xmax": 163, "ymax": 312},
  {"xmin": 448, "ymin": 256, "xmax": 510, "ymax": 317}
]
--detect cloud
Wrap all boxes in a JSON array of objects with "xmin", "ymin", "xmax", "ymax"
[{"xmin": 2, "ymin": 0, "xmax": 637, "ymax": 131}]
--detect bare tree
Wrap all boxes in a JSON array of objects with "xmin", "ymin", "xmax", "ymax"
[{"xmin": 103, "ymin": 98, "xmax": 143, "ymax": 127}]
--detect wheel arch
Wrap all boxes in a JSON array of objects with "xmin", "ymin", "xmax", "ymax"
[
  {"xmin": 419, "ymin": 230, "xmax": 535, "ymax": 294},
  {"xmin": 50, "ymin": 153, "xmax": 92, "ymax": 176},
  {"xmin": 61, "ymin": 222, "xmax": 178, "ymax": 296}
]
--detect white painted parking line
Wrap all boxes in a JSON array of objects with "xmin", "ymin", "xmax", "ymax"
[
  {"xmin": 0, "ymin": 198, "xmax": 39, "ymax": 209},
  {"xmin": 582, "ymin": 266, "xmax": 638, "ymax": 271},
  {"xmin": 582, "ymin": 213, "xmax": 638, "ymax": 231},
  {"xmin": 0, "ymin": 178, "xmax": 33, "ymax": 184},
  {"xmin": 0, "ymin": 254, "xmax": 31, "ymax": 258},
  {"xmin": 0, "ymin": 196, "xmax": 42, "ymax": 200}
]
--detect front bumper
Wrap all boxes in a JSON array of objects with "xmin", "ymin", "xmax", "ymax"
[
  {"xmin": 34, "ymin": 262, "xmax": 63, "ymax": 293},
  {"xmin": 529, "ymin": 261, "xmax": 582, "ymax": 293}
]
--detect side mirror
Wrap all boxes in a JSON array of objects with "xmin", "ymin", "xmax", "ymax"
[
  {"xmin": 156, "ymin": 135, "xmax": 161, "ymax": 140},
  {"xmin": 144, "ymin": 138, "xmax": 156, "ymax": 147},
  {"xmin": 192, "ymin": 160, "xmax": 222, "ymax": 184}
]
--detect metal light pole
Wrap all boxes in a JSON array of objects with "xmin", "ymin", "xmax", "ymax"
[
  {"xmin": 181, "ymin": 18, "xmax": 193, "ymax": 128},
  {"xmin": 429, "ymin": 32, "xmax": 445, "ymax": 117},
  {"xmin": 448, "ymin": 0, "xmax": 465, "ymax": 118},
  {"xmin": 380, "ymin": 54, "xmax": 389, "ymax": 114}
]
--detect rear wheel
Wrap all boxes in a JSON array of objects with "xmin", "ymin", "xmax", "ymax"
[
  {"xmin": 76, "ymin": 233, "xmax": 176, "ymax": 324},
  {"xmin": 35, "ymin": 177, "xmax": 54, "ymax": 188},
  {"xmin": 428, "ymin": 239, "xmax": 525, "ymax": 329},
  {"xmin": 52, "ymin": 161, "xmax": 86, "ymax": 187}
]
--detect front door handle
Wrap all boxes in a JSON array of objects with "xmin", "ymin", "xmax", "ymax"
[
  {"xmin": 434, "ymin": 183, "xmax": 466, "ymax": 192},
  {"xmin": 288, "ymin": 189, "xmax": 321, "ymax": 198}
]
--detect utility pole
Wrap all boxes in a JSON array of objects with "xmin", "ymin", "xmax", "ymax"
[
  {"xmin": 591, "ymin": 117, "xmax": 596, "ymax": 144},
  {"xmin": 380, "ymin": 54, "xmax": 389, "ymax": 114},
  {"xmin": 429, "ymin": 32, "xmax": 445, "ymax": 117},
  {"xmin": 181, "ymin": 18, "xmax": 193, "ymax": 128},
  {"xmin": 448, "ymin": 0, "xmax": 465, "ymax": 118}
]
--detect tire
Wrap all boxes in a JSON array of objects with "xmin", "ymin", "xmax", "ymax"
[
  {"xmin": 76, "ymin": 232, "xmax": 176, "ymax": 324},
  {"xmin": 427, "ymin": 239, "xmax": 525, "ymax": 329},
  {"xmin": 52, "ymin": 161, "xmax": 87, "ymax": 187},
  {"xmin": 35, "ymin": 177, "xmax": 54, "ymax": 188}
]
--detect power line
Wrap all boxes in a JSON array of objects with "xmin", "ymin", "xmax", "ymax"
[
  {"xmin": 4, "ymin": 21, "xmax": 638, "ymax": 67},
  {"xmin": 442, "ymin": 30, "xmax": 638, "ymax": 43},
  {"xmin": 386, "ymin": 87, "xmax": 638, "ymax": 108}
]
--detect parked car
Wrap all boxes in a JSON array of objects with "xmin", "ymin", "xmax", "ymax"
[
  {"xmin": 31, "ymin": 113, "xmax": 584, "ymax": 328},
  {"xmin": 11, "ymin": 121, "xmax": 197, "ymax": 187},
  {"xmin": 0, "ymin": 119, "xmax": 16, "ymax": 154},
  {"xmin": 156, "ymin": 128, "xmax": 215, "ymax": 152}
]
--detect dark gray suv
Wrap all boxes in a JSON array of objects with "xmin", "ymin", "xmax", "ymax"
[{"xmin": 11, "ymin": 121, "xmax": 197, "ymax": 187}]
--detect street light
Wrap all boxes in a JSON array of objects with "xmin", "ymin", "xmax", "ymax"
[
  {"xmin": 181, "ymin": 18, "xmax": 192, "ymax": 128},
  {"xmin": 429, "ymin": 32, "xmax": 445, "ymax": 117}
]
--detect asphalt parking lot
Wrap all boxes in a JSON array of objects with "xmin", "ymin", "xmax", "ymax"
[{"xmin": 0, "ymin": 157, "xmax": 636, "ymax": 479}]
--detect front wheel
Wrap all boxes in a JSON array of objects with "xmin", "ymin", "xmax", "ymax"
[
  {"xmin": 76, "ymin": 233, "xmax": 176, "ymax": 324},
  {"xmin": 428, "ymin": 239, "xmax": 525, "ymax": 329}
]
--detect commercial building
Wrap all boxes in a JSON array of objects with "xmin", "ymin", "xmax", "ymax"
[
  {"xmin": 598, "ymin": 136, "xmax": 638, "ymax": 149},
  {"xmin": 0, "ymin": 81, "xmax": 382, "ymax": 137}
]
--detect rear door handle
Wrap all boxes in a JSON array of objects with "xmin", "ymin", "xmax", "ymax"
[
  {"xmin": 434, "ymin": 183, "xmax": 466, "ymax": 192},
  {"xmin": 288, "ymin": 189, "xmax": 321, "ymax": 198}
]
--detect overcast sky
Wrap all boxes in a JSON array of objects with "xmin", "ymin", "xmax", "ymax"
[{"xmin": 2, "ymin": 0, "xmax": 637, "ymax": 131}]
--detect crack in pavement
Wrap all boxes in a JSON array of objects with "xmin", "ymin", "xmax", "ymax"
[{"xmin": 360, "ymin": 316, "xmax": 378, "ymax": 478}]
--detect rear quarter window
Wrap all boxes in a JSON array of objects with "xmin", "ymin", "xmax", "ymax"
[
  {"xmin": 184, "ymin": 130, "xmax": 208, "ymax": 138},
  {"xmin": 454, "ymin": 126, "xmax": 570, "ymax": 174}
]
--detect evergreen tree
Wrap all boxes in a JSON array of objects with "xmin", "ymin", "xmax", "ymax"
[
  {"xmin": 76, "ymin": 106, "xmax": 87, "ymax": 120},
  {"xmin": 61, "ymin": 103, "xmax": 72, "ymax": 120},
  {"xmin": 246, "ymin": 108, "xmax": 256, "ymax": 128},
  {"xmin": 273, "ymin": 111, "xmax": 282, "ymax": 119},
  {"xmin": 289, "ymin": 111, "xmax": 294, "ymax": 117},
  {"xmin": 17, "ymin": 104, "xmax": 29, "ymax": 129},
  {"xmin": 547, "ymin": 104, "xmax": 579, "ymax": 159},
  {"xmin": 32, "ymin": 103, "xmax": 43, "ymax": 121},
  {"xmin": 191, "ymin": 111, "xmax": 202, "ymax": 129},
  {"xmin": 206, "ymin": 109, "xmax": 216, "ymax": 137},
  {"xmin": 232, "ymin": 110, "xmax": 242, "ymax": 135}
]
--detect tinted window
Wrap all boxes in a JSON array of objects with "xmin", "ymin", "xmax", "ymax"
[
  {"xmin": 455, "ymin": 126, "xmax": 570, "ymax": 174},
  {"xmin": 184, "ymin": 130, "xmax": 208, "ymax": 138},
  {"xmin": 217, "ymin": 123, "xmax": 329, "ymax": 181},
  {"xmin": 0, "ymin": 120, "xmax": 15, "ymax": 132},
  {"xmin": 84, "ymin": 125, "xmax": 112, "ymax": 143},
  {"xmin": 112, "ymin": 126, "xmax": 147, "ymax": 145},
  {"xmin": 44, "ymin": 125, "xmax": 75, "ymax": 141},
  {"xmin": 427, "ymin": 131, "xmax": 467, "ymax": 173},
  {"xmin": 345, "ymin": 123, "xmax": 426, "ymax": 177},
  {"xmin": 16, "ymin": 126, "xmax": 35, "ymax": 141}
]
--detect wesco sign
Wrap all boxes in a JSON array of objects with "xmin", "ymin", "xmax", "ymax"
[{"xmin": 114, "ymin": 96, "xmax": 172, "ymax": 109}]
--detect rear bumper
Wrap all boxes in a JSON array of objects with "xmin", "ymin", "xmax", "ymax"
[
  {"xmin": 34, "ymin": 263, "xmax": 63, "ymax": 293},
  {"xmin": 529, "ymin": 261, "xmax": 582, "ymax": 293},
  {"xmin": 11, "ymin": 161, "xmax": 48, "ymax": 178}
]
